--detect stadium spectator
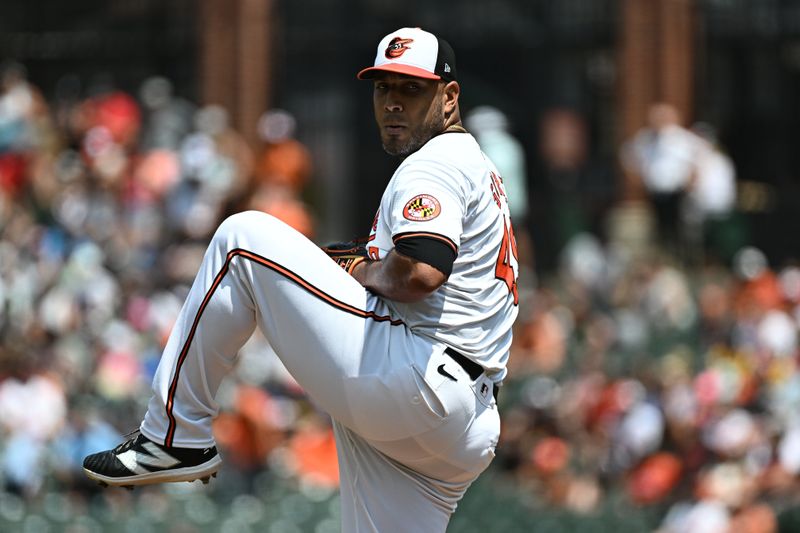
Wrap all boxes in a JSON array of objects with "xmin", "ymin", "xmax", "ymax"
[{"xmin": 620, "ymin": 103, "xmax": 706, "ymax": 257}]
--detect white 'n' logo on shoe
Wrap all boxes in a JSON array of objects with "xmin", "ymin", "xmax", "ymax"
[{"xmin": 117, "ymin": 443, "xmax": 180, "ymax": 474}]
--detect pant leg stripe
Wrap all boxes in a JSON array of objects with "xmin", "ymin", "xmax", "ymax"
[{"xmin": 163, "ymin": 247, "xmax": 403, "ymax": 446}]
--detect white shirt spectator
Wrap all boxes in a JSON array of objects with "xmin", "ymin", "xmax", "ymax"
[{"xmin": 625, "ymin": 124, "xmax": 704, "ymax": 195}]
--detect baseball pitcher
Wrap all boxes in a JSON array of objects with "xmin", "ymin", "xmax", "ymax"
[{"xmin": 84, "ymin": 27, "xmax": 519, "ymax": 532}]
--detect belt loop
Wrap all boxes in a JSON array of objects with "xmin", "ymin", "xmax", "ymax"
[{"xmin": 444, "ymin": 347, "xmax": 483, "ymax": 381}]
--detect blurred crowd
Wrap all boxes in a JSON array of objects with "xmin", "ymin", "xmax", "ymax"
[
  {"xmin": 0, "ymin": 62, "xmax": 332, "ymax": 517},
  {"xmin": 1, "ymin": 61, "xmax": 799, "ymax": 533},
  {"xmin": 492, "ymin": 101, "xmax": 799, "ymax": 532},
  {"xmin": 502, "ymin": 238, "xmax": 800, "ymax": 533}
]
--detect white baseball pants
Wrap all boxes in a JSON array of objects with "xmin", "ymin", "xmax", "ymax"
[{"xmin": 139, "ymin": 211, "xmax": 500, "ymax": 532}]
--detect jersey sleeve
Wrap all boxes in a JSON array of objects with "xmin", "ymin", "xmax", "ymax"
[
  {"xmin": 385, "ymin": 164, "xmax": 465, "ymax": 254},
  {"xmin": 394, "ymin": 235, "xmax": 457, "ymax": 275}
]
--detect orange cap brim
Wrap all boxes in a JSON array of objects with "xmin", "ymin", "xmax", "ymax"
[{"xmin": 357, "ymin": 63, "xmax": 441, "ymax": 80}]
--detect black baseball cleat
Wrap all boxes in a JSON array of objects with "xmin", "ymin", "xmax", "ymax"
[{"xmin": 83, "ymin": 431, "xmax": 222, "ymax": 487}]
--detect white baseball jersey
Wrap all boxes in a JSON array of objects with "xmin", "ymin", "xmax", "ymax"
[{"xmin": 367, "ymin": 131, "xmax": 519, "ymax": 381}]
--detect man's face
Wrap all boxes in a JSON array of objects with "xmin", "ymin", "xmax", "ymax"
[{"xmin": 372, "ymin": 73, "xmax": 446, "ymax": 157}]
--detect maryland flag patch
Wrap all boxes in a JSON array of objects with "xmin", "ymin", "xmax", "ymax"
[{"xmin": 403, "ymin": 194, "xmax": 441, "ymax": 221}]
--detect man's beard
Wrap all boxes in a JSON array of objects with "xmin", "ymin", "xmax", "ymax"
[{"xmin": 382, "ymin": 104, "xmax": 445, "ymax": 157}]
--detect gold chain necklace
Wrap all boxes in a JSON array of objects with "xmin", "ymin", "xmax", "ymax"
[{"xmin": 442, "ymin": 124, "xmax": 468, "ymax": 134}]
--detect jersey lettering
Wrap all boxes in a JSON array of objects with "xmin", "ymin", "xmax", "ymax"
[
  {"xmin": 368, "ymin": 209, "xmax": 380, "ymax": 242},
  {"xmin": 371, "ymin": 209, "xmax": 380, "ymax": 232},
  {"xmin": 489, "ymin": 171, "xmax": 506, "ymax": 209}
]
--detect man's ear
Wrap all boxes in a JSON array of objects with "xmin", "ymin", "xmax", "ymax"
[{"xmin": 443, "ymin": 81, "xmax": 460, "ymax": 114}]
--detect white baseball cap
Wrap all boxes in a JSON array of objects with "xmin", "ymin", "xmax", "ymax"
[{"xmin": 357, "ymin": 27, "xmax": 457, "ymax": 82}]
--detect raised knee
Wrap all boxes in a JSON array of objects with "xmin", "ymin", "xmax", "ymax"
[
  {"xmin": 213, "ymin": 211, "xmax": 279, "ymax": 245},
  {"xmin": 218, "ymin": 210, "xmax": 275, "ymax": 234}
]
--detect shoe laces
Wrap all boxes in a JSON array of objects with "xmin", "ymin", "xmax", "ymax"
[{"xmin": 113, "ymin": 429, "xmax": 142, "ymax": 454}]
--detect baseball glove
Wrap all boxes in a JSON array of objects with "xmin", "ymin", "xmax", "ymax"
[{"xmin": 321, "ymin": 238, "xmax": 369, "ymax": 274}]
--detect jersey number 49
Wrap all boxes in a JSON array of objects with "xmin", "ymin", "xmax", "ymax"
[{"xmin": 495, "ymin": 215, "xmax": 519, "ymax": 305}]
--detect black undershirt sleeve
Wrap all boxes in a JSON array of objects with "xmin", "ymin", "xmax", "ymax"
[{"xmin": 393, "ymin": 235, "xmax": 457, "ymax": 276}]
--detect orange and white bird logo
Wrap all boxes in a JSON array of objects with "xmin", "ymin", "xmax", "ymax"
[{"xmin": 385, "ymin": 37, "xmax": 414, "ymax": 59}]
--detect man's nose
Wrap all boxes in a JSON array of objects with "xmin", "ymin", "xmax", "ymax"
[{"xmin": 383, "ymin": 95, "xmax": 402, "ymax": 112}]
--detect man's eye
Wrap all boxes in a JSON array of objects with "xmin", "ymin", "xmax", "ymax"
[{"xmin": 374, "ymin": 84, "xmax": 388, "ymax": 91}]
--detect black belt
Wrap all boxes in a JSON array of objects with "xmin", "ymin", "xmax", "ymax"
[{"xmin": 445, "ymin": 347, "xmax": 500, "ymax": 401}]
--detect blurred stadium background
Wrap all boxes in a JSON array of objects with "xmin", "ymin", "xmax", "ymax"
[{"xmin": 2, "ymin": 0, "xmax": 800, "ymax": 531}]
